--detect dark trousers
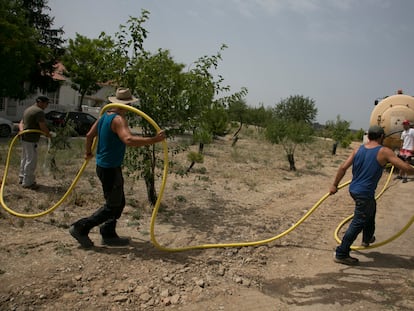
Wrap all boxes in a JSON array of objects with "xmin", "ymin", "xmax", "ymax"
[
  {"xmin": 73, "ymin": 166, "xmax": 125, "ymax": 237},
  {"xmin": 335, "ymin": 193, "xmax": 376, "ymax": 258}
]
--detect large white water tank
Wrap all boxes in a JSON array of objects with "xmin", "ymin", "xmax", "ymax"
[{"xmin": 369, "ymin": 92, "xmax": 414, "ymax": 150}]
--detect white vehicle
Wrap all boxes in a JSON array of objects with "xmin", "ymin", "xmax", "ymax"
[{"xmin": 0, "ymin": 117, "xmax": 14, "ymax": 137}]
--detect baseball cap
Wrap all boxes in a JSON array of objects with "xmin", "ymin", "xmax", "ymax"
[
  {"xmin": 402, "ymin": 120, "xmax": 410, "ymax": 125},
  {"xmin": 36, "ymin": 95, "xmax": 50, "ymax": 103}
]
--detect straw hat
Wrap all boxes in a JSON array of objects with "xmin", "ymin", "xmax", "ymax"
[{"xmin": 108, "ymin": 87, "xmax": 138, "ymax": 104}]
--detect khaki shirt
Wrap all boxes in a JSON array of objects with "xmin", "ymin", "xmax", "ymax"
[{"xmin": 22, "ymin": 104, "xmax": 45, "ymax": 142}]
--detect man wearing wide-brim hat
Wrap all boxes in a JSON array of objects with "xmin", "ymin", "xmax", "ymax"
[{"xmin": 69, "ymin": 87, "xmax": 165, "ymax": 248}]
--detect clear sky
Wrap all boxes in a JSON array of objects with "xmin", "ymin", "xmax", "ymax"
[{"xmin": 47, "ymin": 0, "xmax": 414, "ymax": 130}]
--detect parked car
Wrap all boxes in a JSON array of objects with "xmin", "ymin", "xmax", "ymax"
[
  {"xmin": 0, "ymin": 116, "xmax": 14, "ymax": 137},
  {"xmin": 45, "ymin": 111, "xmax": 97, "ymax": 136}
]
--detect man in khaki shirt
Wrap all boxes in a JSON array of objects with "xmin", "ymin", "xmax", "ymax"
[{"xmin": 19, "ymin": 95, "xmax": 51, "ymax": 189}]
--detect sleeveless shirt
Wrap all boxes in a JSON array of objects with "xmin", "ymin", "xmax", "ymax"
[
  {"xmin": 349, "ymin": 145, "xmax": 383, "ymax": 198},
  {"xmin": 95, "ymin": 113, "xmax": 126, "ymax": 168}
]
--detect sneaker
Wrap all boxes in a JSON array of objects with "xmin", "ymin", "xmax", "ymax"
[
  {"xmin": 361, "ymin": 236, "xmax": 376, "ymax": 247},
  {"xmin": 69, "ymin": 225, "xmax": 94, "ymax": 248},
  {"xmin": 334, "ymin": 256, "xmax": 359, "ymax": 265},
  {"xmin": 395, "ymin": 175, "xmax": 403, "ymax": 180},
  {"xmin": 101, "ymin": 236, "xmax": 130, "ymax": 246},
  {"xmin": 402, "ymin": 178, "xmax": 408, "ymax": 183}
]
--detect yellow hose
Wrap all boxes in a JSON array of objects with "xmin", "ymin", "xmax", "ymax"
[
  {"xmin": 334, "ymin": 165, "xmax": 414, "ymax": 250},
  {"xmin": 150, "ymin": 184, "xmax": 347, "ymax": 252},
  {"xmin": 0, "ymin": 104, "xmax": 169, "ymax": 220},
  {"xmin": 0, "ymin": 129, "xmax": 91, "ymax": 218},
  {"xmin": 1, "ymin": 109, "xmax": 412, "ymax": 252}
]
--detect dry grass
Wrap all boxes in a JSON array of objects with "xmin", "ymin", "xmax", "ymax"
[{"xmin": 2, "ymin": 128, "xmax": 414, "ymax": 311}]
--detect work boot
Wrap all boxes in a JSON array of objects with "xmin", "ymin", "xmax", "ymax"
[
  {"xmin": 69, "ymin": 225, "xmax": 94, "ymax": 248},
  {"xmin": 100, "ymin": 220, "xmax": 130, "ymax": 246}
]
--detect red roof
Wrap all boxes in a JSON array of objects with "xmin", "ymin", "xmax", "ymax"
[{"xmin": 51, "ymin": 62, "xmax": 66, "ymax": 81}]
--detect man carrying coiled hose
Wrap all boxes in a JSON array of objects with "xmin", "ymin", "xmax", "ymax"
[
  {"xmin": 329, "ymin": 125, "xmax": 414, "ymax": 265},
  {"xmin": 69, "ymin": 88, "xmax": 165, "ymax": 248}
]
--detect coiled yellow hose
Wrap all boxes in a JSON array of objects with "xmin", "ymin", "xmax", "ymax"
[
  {"xmin": 0, "ymin": 129, "xmax": 91, "ymax": 218},
  {"xmin": 334, "ymin": 165, "xmax": 414, "ymax": 250},
  {"xmin": 1, "ymin": 107, "xmax": 412, "ymax": 252},
  {"xmin": 0, "ymin": 104, "xmax": 168, "ymax": 219}
]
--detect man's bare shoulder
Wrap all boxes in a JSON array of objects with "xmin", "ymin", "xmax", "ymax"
[{"xmin": 378, "ymin": 145, "xmax": 397, "ymax": 159}]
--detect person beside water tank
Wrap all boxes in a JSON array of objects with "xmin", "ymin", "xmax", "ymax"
[{"xmin": 396, "ymin": 119, "xmax": 414, "ymax": 183}]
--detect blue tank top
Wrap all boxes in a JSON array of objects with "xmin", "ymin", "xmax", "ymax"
[
  {"xmin": 95, "ymin": 113, "xmax": 126, "ymax": 168},
  {"xmin": 349, "ymin": 145, "xmax": 383, "ymax": 198}
]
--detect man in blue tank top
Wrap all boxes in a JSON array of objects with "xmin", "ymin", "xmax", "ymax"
[
  {"xmin": 329, "ymin": 125, "xmax": 414, "ymax": 265},
  {"xmin": 69, "ymin": 88, "xmax": 165, "ymax": 248}
]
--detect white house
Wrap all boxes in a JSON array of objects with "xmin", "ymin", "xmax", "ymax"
[{"xmin": 0, "ymin": 64, "xmax": 114, "ymax": 122}]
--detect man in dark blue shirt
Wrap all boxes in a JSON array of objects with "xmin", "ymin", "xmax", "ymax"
[{"xmin": 330, "ymin": 125, "xmax": 414, "ymax": 265}]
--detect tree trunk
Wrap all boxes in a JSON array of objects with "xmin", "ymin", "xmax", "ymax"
[
  {"xmin": 287, "ymin": 153, "xmax": 296, "ymax": 171},
  {"xmin": 231, "ymin": 135, "xmax": 239, "ymax": 146},
  {"xmin": 145, "ymin": 174, "xmax": 157, "ymax": 205},
  {"xmin": 144, "ymin": 147, "xmax": 157, "ymax": 205},
  {"xmin": 332, "ymin": 141, "xmax": 338, "ymax": 155},
  {"xmin": 186, "ymin": 142, "xmax": 204, "ymax": 173},
  {"xmin": 77, "ymin": 93, "xmax": 85, "ymax": 112},
  {"xmin": 231, "ymin": 118, "xmax": 243, "ymax": 147},
  {"xmin": 186, "ymin": 161, "xmax": 195, "ymax": 173}
]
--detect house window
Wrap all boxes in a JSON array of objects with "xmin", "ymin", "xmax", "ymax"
[{"xmin": 46, "ymin": 90, "xmax": 59, "ymax": 105}]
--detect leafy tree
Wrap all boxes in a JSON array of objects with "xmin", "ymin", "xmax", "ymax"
[
  {"xmin": 129, "ymin": 51, "xmax": 186, "ymax": 203},
  {"xmin": 111, "ymin": 12, "xmax": 188, "ymax": 204},
  {"xmin": 273, "ymin": 95, "xmax": 317, "ymax": 123},
  {"xmin": 0, "ymin": 0, "xmax": 64, "ymax": 98},
  {"xmin": 266, "ymin": 95, "xmax": 317, "ymax": 171},
  {"xmin": 24, "ymin": 0, "xmax": 65, "ymax": 93},
  {"xmin": 247, "ymin": 104, "xmax": 273, "ymax": 130},
  {"xmin": 227, "ymin": 99, "xmax": 248, "ymax": 124},
  {"xmin": 45, "ymin": 120, "xmax": 77, "ymax": 177},
  {"xmin": 202, "ymin": 102, "xmax": 229, "ymax": 136},
  {"xmin": 111, "ymin": 12, "xmax": 151, "ymax": 90},
  {"xmin": 354, "ymin": 128, "xmax": 365, "ymax": 141},
  {"xmin": 62, "ymin": 33, "xmax": 117, "ymax": 111},
  {"xmin": 266, "ymin": 120, "xmax": 314, "ymax": 171},
  {"xmin": 0, "ymin": 0, "xmax": 37, "ymax": 98},
  {"xmin": 104, "ymin": 10, "xmax": 247, "ymax": 204},
  {"xmin": 183, "ymin": 45, "xmax": 247, "ymax": 169},
  {"xmin": 184, "ymin": 44, "xmax": 247, "ymax": 135},
  {"xmin": 325, "ymin": 115, "xmax": 351, "ymax": 149}
]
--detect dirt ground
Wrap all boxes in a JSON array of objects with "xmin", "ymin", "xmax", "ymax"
[{"xmin": 0, "ymin": 130, "xmax": 413, "ymax": 311}]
